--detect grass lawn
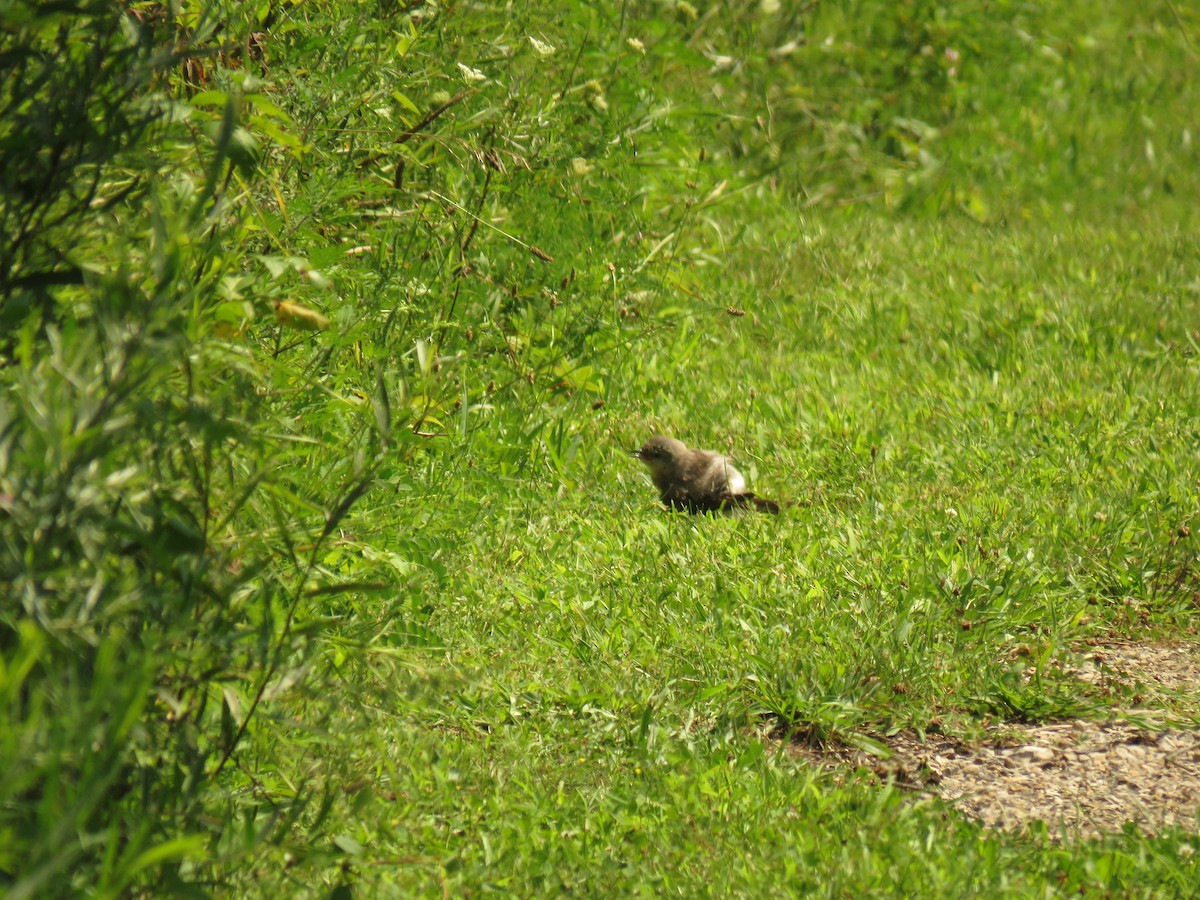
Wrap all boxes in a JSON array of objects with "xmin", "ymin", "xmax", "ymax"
[
  {"xmin": 2, "ymin": 1, "xmax": 1198, "ymax": 896},
  {"xmin": 285, "ymin": 211, "xmax": 1199, "ymax": 897}
]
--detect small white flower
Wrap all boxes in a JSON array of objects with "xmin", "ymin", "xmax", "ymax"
[
  {"xmin": 528, "ymin": 36, "xmax": 556, "ymax": 58},
  {"xmin": 571, "ymin": 158, "xmax": 593, "ymax": 176},
  {"xmin": 945, "ymin": 507, "xmax": 958, "ymax": 518},
  {"xmin": 706, "ymin": 52, "xmax": 736, "ymax": 73},
  {"xmin": 769, "ymin": 39, "xmax": 803, "ymax": 59},
  {"xmin": 457, "ymin": 62, "xmax": 486, "ymax": 83},
  {"xmin": 627, "ymin": 37, "xmax": 645, "ymax": 54}
]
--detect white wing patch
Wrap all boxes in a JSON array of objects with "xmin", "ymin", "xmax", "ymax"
[{"xmin": 712, "ymin": 456, "xmax": 745, "ymax": 494}]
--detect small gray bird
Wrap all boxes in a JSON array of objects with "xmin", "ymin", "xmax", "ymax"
[{"xmin": 632, "ymin": 435, "xmax": 781, "ymax": 514}]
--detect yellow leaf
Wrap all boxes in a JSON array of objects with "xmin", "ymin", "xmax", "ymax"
[{"xmin": 272, "ymin": 300, "xmax": 331, "ymax": 331}]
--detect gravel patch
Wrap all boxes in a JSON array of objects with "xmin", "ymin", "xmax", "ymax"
[{"xmin": 794, "ymin": 641, "xmax": 1200, "ymax": 840}]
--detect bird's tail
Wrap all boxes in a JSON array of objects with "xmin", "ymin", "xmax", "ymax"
[{"xmin": 729, "ymin": 492, "xmax": 781, "ymax": 514}]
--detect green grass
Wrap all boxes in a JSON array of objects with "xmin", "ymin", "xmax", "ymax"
[
  {"xmin": 237, "ymin": 213, "xmax": 1200, "ymax": 893},
  {"xmin": 2, "ymin": 0, "xmax": 1199, "ymax": 895},
  {"xmin": 288, "ymin": 213, "xmax": 1198, "ymax": 895}
]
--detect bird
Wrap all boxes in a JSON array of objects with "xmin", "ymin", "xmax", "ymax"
[{"xmin": 632, "ymin": 435, "xmax": 781, "ymax": 514}]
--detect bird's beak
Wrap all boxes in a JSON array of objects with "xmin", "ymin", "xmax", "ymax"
[{"xmin": 630, "ymin": 449, "xmax": 643, "ymax": 458}]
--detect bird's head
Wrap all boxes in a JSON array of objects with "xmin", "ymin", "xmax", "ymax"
[{"xmin": 632, "ymin": 435, "xmax": 687, "ymax": 474}]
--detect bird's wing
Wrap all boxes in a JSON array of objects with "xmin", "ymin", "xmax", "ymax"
[{"xmin": 722, "ymin": 459, "xmax": 746, "ymax": 494}]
